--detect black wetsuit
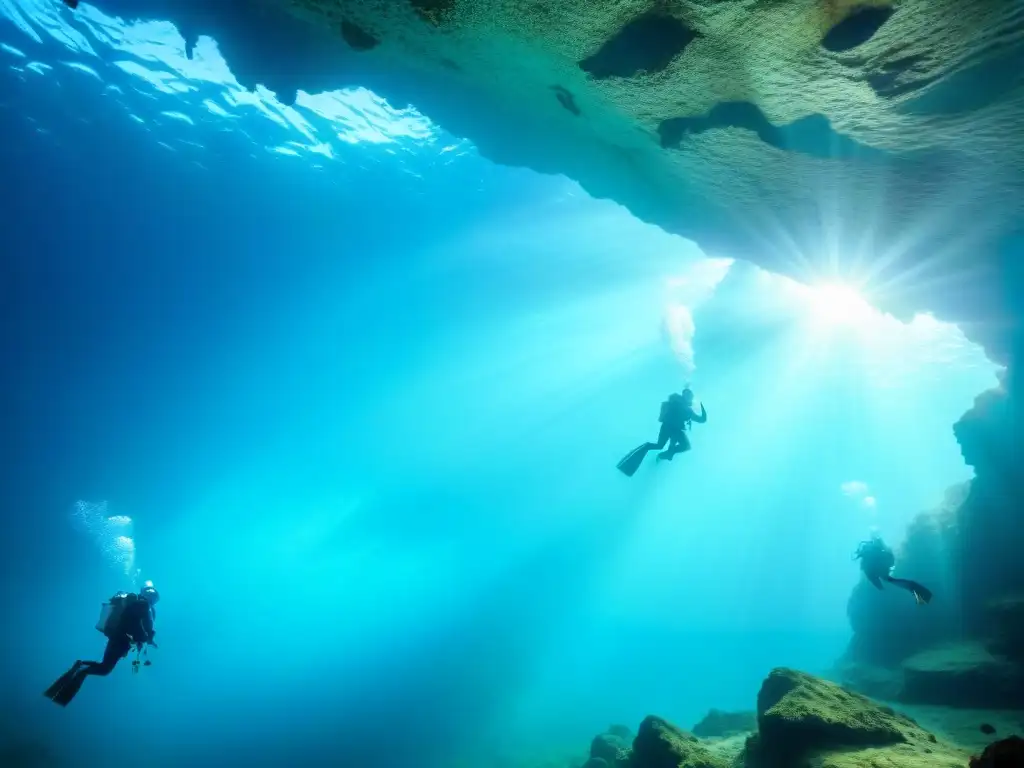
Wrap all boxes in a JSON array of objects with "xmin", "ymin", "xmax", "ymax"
[
  {"xmin": 647, "ymin": 396, "xmax": 706, "ymax": 461},
  {"xmin": 84, "ymin": 597, "xmax": 155, "ymax": 677},
  {"xmin": 617, "ymin": 395, "xmax": 707, "ymax": 476},
  {"xmin": 855, "ymin": 540, "xmax": 932, "ymax": 604},
  {"xmin": 45, "ymin": 595, "xmax": 156, "ymax": 706}
]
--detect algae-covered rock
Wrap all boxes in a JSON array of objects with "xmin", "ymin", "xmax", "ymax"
[
  {"xmin": 900, "ymin": 641, "xmax": 1024, "ymax": 709},
  {"xmin": 746, "ymin": 668, "xmax": 966, "ymax": 768},
  {"xmin": 691, "ymin": 709, "xmax": 756, "ymax": 739},
  {"xmin": 631, "ymin": 715, "xmax": 729, "ymax": 768},
  {"xmin": 757, "ymin": 668, "xmax": 912, "ymax": 749}
]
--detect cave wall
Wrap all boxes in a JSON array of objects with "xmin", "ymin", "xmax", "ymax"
[
  {"xmin": 76, "ymin": 0, "xmax": 1024, "ymax": 367},
  {"xmin": 843, "ymin": 361, "xmax": 1023, "ymax": 672}
]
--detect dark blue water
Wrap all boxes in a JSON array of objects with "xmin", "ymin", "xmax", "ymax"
[{"xmin": 0, "ymin": 2, "xmax": 999, "ymax": 767}]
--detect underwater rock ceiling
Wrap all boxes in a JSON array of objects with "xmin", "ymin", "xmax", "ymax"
[{"xmin": 85, "ymin": 0, "xmax": 1024, "ymax": 363}]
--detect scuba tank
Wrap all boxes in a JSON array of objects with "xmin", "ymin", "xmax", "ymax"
[{"xmin": 95, "ymin": 592, "xmax": 134, "ymax": 637}]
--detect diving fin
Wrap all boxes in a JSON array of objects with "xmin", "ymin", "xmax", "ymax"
[
  {"xmin": 616, "ymin": 444, "xmax": 649, "ymax": 477},
  {"xmin": 43, "ymin": 661, "xmax": 82, "ymax": 701},
  {"xmin": 888, "ymin": 577, "xmax": 932, "ymax": 604},
  {"xmin": 50, "ymin": 668, "xmax": 88, "ymax": 707}
]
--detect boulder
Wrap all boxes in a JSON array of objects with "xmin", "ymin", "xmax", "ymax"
[
  {"xmin": 582, "ymin": 760, "xmax": 610, "ymax": 768},
  {"xmin": 970, "ymin": 735, "xmax": 1024, "ymax": 768},
  {"xmin": 900, "ymin": 641, "xmax": 1024, "ymax": 709},
  {"xmin": 745, "ymin": 668, "xmax": 964, "ymax": 768},
  {"xmin": 691, "ymin": 709, "xmax": 756, "ymax": 739},
  {"xmin": 590, "ymin": 732, "xmax": 630, "ymax": 767},
  {"xmin": 631, "ymin": 715, "xmax": 729, "ymax": 768}
]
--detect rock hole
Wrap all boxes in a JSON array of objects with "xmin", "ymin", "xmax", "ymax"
[
  {"xmin": 580, "ymin": 13, "xmax": 697, "ymax": 79},
  {"xmin": 340, "ymin": 20, "xmax": 378, "ymax": 51},
  {"xmin": 822, "ymin": 5, "xmax": 895, "ymax": 52},
  {"xmin": 552, "ymin": 85, "xmax": 581, "ymax": 116}
]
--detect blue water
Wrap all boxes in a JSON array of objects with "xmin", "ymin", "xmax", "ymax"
[{"xmin": 0, "ymin": 2, "xmax": 1000, "ymax": 767}]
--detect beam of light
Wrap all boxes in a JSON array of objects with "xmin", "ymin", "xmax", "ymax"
[{"xmin": 805, "ymin": 283, "xmax": 875, "ymax": 328}]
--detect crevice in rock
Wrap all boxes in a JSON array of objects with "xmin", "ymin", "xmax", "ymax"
[
  {"xmin": 340, "ymin": 20, "xmax": 378, "ymax": 51},
  {"xmin": 580, "ymin": 13, "xmax": 697, "ymax": 79},
  {"xmin": 551, "ymin": 85, "xmax": 581, "ymax": 116},
  {"xmin": 822, "ymin": 5, "xmax": 895, "ymax": 52},
  {"xmin": 658, "ymin": 101, "xmax": 887, "ymax": 161}
]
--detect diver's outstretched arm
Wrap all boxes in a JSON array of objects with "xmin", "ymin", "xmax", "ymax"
[{"xmin": 690, "ymin": 404, "xmax": 707, "ymax": 424}]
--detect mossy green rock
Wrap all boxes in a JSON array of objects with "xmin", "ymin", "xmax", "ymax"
[
  {"xmin": 757, "ymin": 668, "xmax": 912, "ymax": 749},
  {"xmin": 631, "ymin": 715, "xmax": 729, "ymax": 768},
  {"xmin": 746, "ymin": 668, "xmax": 967, "ymax": 768}
]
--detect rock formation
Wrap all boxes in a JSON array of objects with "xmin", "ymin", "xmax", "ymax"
[
  {"xmin": 589, "ymin": 728, "xmax": 631, "ymax": 768},
  {"xmin": 744, "ymin": 668, "xmax": 957, "ymax": 767},
  {"xmin": 576, "ymin": 669, "xmax": 967, "ymax": 768},
  {"xmin": 900, "ymin": 641, "xmax": 1024, "ymax": 709},
  {"xmin": 840, "ymin": 371, "xmax": 1024, "ymax": 710},
  {"xmin": 630, "ymin": 715, "xmax": 729, "ymax": 768},
  {"xmin": 75, "ymin": 0, "xmax": 1024, "ymax": 368}
]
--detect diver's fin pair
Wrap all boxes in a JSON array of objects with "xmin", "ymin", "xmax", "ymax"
[
  {"xmin": 886, "ymin": 576, "xmax": 933, "ymax": 604},
  {"xmin": 616, "ymin": 444, "xmax": 650, "ymax": 477},
  {"xmin": 44, "ymin": 661, "xmax": 84, "ymax": 706}
]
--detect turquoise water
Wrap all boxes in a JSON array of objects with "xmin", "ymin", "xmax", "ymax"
[{"xmin": 0, "ymin": 2, "xmax": 1000, "ymax": 766}]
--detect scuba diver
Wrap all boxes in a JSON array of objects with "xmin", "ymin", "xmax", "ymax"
[
  {"xmin": 854, "ymin": 534, "xmax": 932, "ymax": 605},
  {"xmin": 617, "ymin": 386, "xmax": 707, "ymax": 477},
  {"xmin": 44, "ymin": 581, "xmax": 159, "ymax": 707}
]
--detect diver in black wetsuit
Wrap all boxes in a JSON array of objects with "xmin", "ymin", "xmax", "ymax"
[
  {"xmin": 617, "ymin": 386, "xmax": 707, "ymax": 477},
  {"xmin": 854, "ymin": 535, "xmax": 932, "ymax": 605},
  {"xmin": 44, "ymin": 581, "xmax": 159, "ymax": 707}
]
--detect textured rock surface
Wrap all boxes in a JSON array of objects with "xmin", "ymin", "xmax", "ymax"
[
  {"xmin": 82, "ymin": 0, "xmax": 1024, "ymax": 364},
  {"xmin": 691, "ymin": 709, "xmax": 756, "ymax": 739},
  {"xmin": 631, "ymin": 715, "xmax": 729, "ymax": 768},
  {"xmin": 746, "ymin": 668, "xmax": 966, "ymax": 768}
]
